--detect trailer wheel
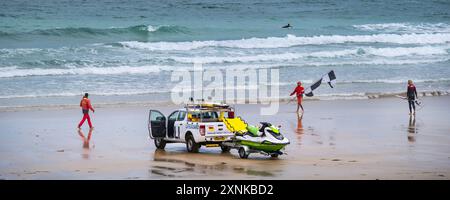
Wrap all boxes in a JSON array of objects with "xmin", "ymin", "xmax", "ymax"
[
  {"xmin": 220, "ymin": 144, "xmax": 231, "ymax": 153},
  {"xmin": 154, "ymin": 138, "xmax": 166, "ymax": 149},
  {"xmin": 239, "ymin": 147, "xmax": 249, "ymax": 159},
  {"xmin": 186, "ymin": 134, "xmax": 200, "ymax": 153}
]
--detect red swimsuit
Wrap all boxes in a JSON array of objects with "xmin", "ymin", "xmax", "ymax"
[{"xmin": 290, "ymin": 86, "xmax": 305, "ymax": 104}]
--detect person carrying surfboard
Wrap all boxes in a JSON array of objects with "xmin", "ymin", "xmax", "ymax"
[
  {"xmin": 78, "ymin": 93, "xmax": 95, "ymax": 130},
  {"xmin": 290, "ymin": 81, "xmax": 305, "ymax": 114},
  {"xmin": 407, "ymin": 80, "xmax": 418, "ymax": 115}
]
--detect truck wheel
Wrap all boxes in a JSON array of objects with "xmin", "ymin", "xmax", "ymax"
[
  {"xmin": 239, "ymin": 147, "xmax": 249, "ymax": 159},
  {"xmin": 270, "ymin": 154, "xmax": 279, "ymax": 158},
  {"xmin": 220, "ymin": 144, "xmax": 231, "ymax": 153},
  {"xmin": 186, "ymin": 134, "xmax": 200, "ymax": 153},
  {"xmin": 154, "ymin": 138, "xmax": 166, "ymax": 149}
]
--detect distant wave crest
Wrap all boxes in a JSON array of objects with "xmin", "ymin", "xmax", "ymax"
[
  {"xmin": 0, "ymin": 65, "xmax": 166, "ymax": 78},
  {"xmin": 354, "ymin": 23, "xmax": 450, "ymax": 33},
  {"xmin": 171, "ymin": 46, "xmax": 449, "ymax": 64},
  {"xmin": 119, "ymin": 33, "xmax": 450, "ymax": 51},
  {"xmin": 0, "ymin": 25, "xmax": 189, "ymax": 39}
]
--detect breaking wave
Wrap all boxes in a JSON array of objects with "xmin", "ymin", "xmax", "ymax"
[
  {"xmin": 171, "ymin": 46, "xmax": 449, "ymax": 63},
  {"xmin": 354, "ymin": 23, "xmax": 450, "ymax": 33},
  {"xmin": 0, "ymin": 25, "xmax": 189, "ymax": 39},
  {"xmin": 118, "ymin": 33, "xmax": 450, "ymax": 51},
  {"xmin": 1, "ymin": 57, "xmax": 448, "ymax": 78}
]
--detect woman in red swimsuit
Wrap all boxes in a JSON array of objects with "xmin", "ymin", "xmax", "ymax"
[{"xmin": 290, "ymin": 81, "xmax": 305, "ymax": 114}]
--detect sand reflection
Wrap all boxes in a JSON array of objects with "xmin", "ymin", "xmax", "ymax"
[
  {"xmin": 407, "ymin": 115, "xmax": 418, "ymax": 143},
  {"xmin": 78, "ymin": 129, "xmax": 93, "ymax": 159}
]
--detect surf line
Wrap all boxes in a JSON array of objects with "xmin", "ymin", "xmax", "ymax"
[{"xmin": 176, "ymin": 184, "xmax": 211, "ymax": 197}]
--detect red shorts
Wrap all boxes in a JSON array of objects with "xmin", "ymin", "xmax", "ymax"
[{"xmin": 297, "ymin": 97, "xmax": 303, "ymax": 104}]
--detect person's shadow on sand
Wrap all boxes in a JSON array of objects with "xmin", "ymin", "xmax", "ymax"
[{"xmin": 78, "ymin": 129, "xmax": 93, "ymax": 159}]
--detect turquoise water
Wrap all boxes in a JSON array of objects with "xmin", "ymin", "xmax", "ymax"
[{"xmin": 1, "ymin": 0, "xmax": 450, "ymax": 107}]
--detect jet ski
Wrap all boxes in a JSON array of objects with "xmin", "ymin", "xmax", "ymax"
[{"xmin": 234, "ymin": 122, "xmax": 290, "ymax": 158}]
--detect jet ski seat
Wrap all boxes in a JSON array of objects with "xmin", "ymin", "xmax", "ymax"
[{"xmin": 246, "ymin": 125, "xmax": 263, "ymax": 137}]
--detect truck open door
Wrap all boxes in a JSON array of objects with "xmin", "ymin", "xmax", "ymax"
[{"xmin": 148, "ymin": 110, "xmax": 166, "ymax": 139}]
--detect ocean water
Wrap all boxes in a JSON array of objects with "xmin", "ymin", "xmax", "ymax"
[{"xmin": 1, "ymin": 0, "xmax": 450, "ymax": 108}]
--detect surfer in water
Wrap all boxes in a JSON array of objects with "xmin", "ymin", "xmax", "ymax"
[
  {"xmin": 78, "ymin": 93, "xmax": 95, "ymax": 130},
  {"xmin": 407, "ymin": 80, "xmax": 418, "ymax": 115},
  {"xmin": 282, "ymin": 23, "xmax": 292, "ymax": 29},
  {"xmin": 290, "ymin": 81, "xmax": 305, "ymax": 114}
]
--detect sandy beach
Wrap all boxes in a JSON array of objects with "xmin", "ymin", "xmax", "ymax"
[{"xmin": 0, "ymin": 96, "xmax": 449, "ymax": 180}]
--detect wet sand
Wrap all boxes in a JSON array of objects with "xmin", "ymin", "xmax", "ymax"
[{"xmin": 0, "ymin": 96, "xmax": 449, "ymax": 179}]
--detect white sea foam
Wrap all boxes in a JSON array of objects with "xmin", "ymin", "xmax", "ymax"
[
  {"xmin": 2, "ymin": 90, "xmax": 448, "ymax": 102},
  {"xmin": 0, "ymin": 65, "xmax": 169, "ymax": 78},
  {"xmin": 338, "ymin": 78, "xmax": 450, "ymax": 84},
  {"xmin": 354, "ymin": 23, "xmax": 450, "ymax": 33},
  {"xmin": 0, "ymin": 56, "xmax": 447, "ymax": 78},
  {"xmin": 362, "ymin": 46, "xmax": 448, "ymax": 57},
  {"xmin": 303, "ymin": 58, "xmax": 448, "ymax": 67},
  {"xmin": 146, "ymin": 25, "xmax": 158, "ymax": 32},
  {"xmin": 0, "ymin": 90, "xmax": 170, "ymax": 99},
  {"xmin": 119, "ymin": 33, "xmax": 450, "ymax": 51},
  {"xmin": 172, "ymin": 50, "xmax": 356, "ymax": 63},
  {"xmin": 171, "ymin": 46, "xmax": 449, "ymax": 64},
  {"xmin": 271, "ymin": 78, "xmax": 450, "ymax": 86}
]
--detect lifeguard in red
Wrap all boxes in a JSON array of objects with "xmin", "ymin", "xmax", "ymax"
[{"xmin": 78, "ymin": 93, "xmax": 95, "ymax": 129}]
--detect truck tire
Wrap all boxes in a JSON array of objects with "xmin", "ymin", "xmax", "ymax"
[
  {"xmin": 154, "ymin": 138, "xmax": 166, "ymax": 149},
  {"xmin": 186, "ymin": 134, "xmax": 200, "ymax": 153},
  {"xmin": 239, "ymin": 147, "xmax": 249, "ymax": 159},
  {"xmin": 220, "ymin": 144, "xmax": 231, "ymax": 153},
  {"xmin": 270, "ymin": 154, "xmax": 279, "ymax": 158}
]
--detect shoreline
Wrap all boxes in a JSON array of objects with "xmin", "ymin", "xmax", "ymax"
[{"xmin": 0, "ymin": 90, "xmax": 448, "ymax": 112}]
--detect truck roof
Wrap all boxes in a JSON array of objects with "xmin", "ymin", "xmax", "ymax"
[{"xmin": 184, "ymin": 103, "xmax": 233, "ymax": 112}]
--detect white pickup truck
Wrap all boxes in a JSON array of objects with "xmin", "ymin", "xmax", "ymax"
[{"xmin": 148, "ymin": 103, "xmax": 235, "ymax": 153}]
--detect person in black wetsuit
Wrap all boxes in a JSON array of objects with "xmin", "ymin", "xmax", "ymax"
[
  {"xmin": 282, "ymin": 23, "xmax": 292, "ymax": 29},
  {"xmin": 407, "ymin": 80, "xmax": 418, "ymax": 115}
]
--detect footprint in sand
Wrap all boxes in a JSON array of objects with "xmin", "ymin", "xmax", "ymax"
[{"xmin": 320, "ymin": 118, "xmax": 333, "ymax": 120}]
